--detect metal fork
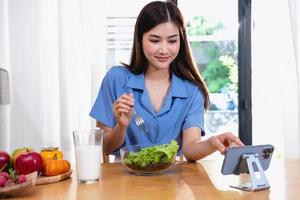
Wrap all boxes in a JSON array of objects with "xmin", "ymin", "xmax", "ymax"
[{"xmin": 133, "ymin": 111, "xmax": 153, "ymax": 143}]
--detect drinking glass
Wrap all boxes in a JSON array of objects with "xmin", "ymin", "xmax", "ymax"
[{"xmin": 73, "ymin": 129, "xmax": 103, "ymax": 184}]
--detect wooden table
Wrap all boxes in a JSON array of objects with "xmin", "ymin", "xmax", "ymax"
[{"xmin": 10, "ymin": 159, "xmax": 300, "ymax": 200}]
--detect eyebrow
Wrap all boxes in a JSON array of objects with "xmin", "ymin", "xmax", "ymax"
[{"xmin": 148, "ymin": 34, "xmax": 179, "ymax": 39}]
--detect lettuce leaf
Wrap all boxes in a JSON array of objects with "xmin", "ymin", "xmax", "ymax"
[{"xmin": 124, "ymin": 140, "xmax": 179, "ymax": 167}]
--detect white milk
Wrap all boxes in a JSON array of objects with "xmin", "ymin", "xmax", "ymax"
[{"xmin": 75, "ymin": 145, "xmax": 102, "ymax": 182}]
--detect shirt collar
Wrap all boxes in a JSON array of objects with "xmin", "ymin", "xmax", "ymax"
[
  {"xmin": 126, "ymin": 72, "xmax": 145, "ymax": 90},
  {"xmin": 126, "ymin": 71, "xmax": 188, "ymax": 98}
]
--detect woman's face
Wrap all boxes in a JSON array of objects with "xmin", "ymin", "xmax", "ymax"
[{"xmin": 142, "ymin": 21, "xmax": 180, "ymax": 71}]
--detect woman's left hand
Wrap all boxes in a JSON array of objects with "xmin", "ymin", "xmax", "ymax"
[{"xmin": 209, "ymin": 132, "xmax": 244, "ymax": 154}]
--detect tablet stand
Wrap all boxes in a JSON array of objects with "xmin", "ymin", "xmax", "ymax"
[{"xmin": 230, "ymin": 153, "xmax": 270, "ymax": 191}]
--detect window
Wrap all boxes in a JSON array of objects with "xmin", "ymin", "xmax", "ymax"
[
  {"xmin": 104, "ymin": 0, "xmax": 153, "ymax": 69},
  {"xmin": 178, "ymin": 0, "xmax": 240, "ymax": 142}
]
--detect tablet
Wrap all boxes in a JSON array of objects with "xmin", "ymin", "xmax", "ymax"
[{"xmin": 221, "ymin": 144, "xmax": 274, "ymax": 175}]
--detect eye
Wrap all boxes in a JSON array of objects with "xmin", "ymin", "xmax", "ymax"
[
  {"xmin": 150, "ymin": 39, "xmax": 159, "ymax": 43},
  {"xmin": 168, "ymin": 40, "xmax": 178, "ymax": 44}
]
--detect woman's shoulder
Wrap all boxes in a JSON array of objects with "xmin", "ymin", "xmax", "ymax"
[
  {"xmin": 182, "ymin": 77, "xmax": 205, "ymax": 99},
  {"xmin": 107, "ymin": 65, "xmax": 130, "ymax": 74},
  {"xmin": 105, "ymin": 65, "xmax": 131, "ymax": 79},
  {"xmin": 176, "ymin": 75, "xmax": 199, "ymax": 91},
  {"xmin": 172, "ymin": 73, "xmax": 204, "ymax": 99}
]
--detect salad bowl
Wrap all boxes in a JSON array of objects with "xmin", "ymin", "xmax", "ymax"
[{"xmin": 120, "ymin": 140, "xmax": 179, "ymax": 175}]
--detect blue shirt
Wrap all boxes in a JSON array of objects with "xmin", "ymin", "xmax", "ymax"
[{"xmin": 90, "ymin": 65, "xmax": 205, "ymax": 151}]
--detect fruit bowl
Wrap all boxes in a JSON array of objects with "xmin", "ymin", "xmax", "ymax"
[
  {"xmin": 0, "ymin": 171, "xmax": 38, "ymax": 197},
  {"xmin": 120, "ymin": 141, "xmax": 179, "ymax": 175},
  {"xmin": 37, "ymin": 169, "xmax": 72, "ymax": 185}
]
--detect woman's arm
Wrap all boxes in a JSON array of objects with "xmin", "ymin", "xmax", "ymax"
[
  {"xmin": 182, "ymin": 127, "xmax": 244, "ymax": 161},
  {"xmin": 97, "ymin": 93, "xmax": 134, "ymax": 154},
  {"xmin": 97, "ymin": 121, "xmax": 127, "ymax": 154}
]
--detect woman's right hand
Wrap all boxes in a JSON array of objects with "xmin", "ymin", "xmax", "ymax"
[{"xmin": 113, "ymin": 93, "xmax": 134, "ymax": 127}]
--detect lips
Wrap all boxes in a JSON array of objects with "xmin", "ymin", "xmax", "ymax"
[{"xmin": 155, "ymin": 56, "xmax": 170, "ymax": 62}]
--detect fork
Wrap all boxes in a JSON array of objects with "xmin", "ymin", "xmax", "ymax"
[{"xmin": 133, "ymin": 111, "xmax": 153, "ymax": 143}]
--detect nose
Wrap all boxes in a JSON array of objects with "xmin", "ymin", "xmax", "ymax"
[{"xmin": 158, "ymin": 41, "xmax": 168, "ymax": 54}]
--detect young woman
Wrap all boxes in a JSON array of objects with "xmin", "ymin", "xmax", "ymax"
[{"xmin": 90, "ymin": 1, "xmax": 243, "ymax": 161}]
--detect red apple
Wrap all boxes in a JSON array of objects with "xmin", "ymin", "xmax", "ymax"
[
  {"xmin": 0, "ymin": 151, "xmax": 10, "ymax": 172},
  {"xmin": 15, "ymin": 151, "xmax": 43, "ymax": 175},
  {"xmin": 11, "ymin": 147, "xmax": 33, "ymax": 166}
]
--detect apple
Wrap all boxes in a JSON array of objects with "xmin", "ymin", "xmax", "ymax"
[
  {"xmin": 0, "ymin": 151, "xmax": 10, "ymax": 172},
  {"xmin": 11, "ymin": 147, "xmax": 33, "ymax": 166},
  {"xmin": 14, "ymin": 151, "xmax": 43, "ymax": 175}
]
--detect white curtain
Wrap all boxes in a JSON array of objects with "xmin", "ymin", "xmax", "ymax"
[
  {"xmin": 287, "ymin": 0, "xmax": 300, "ymax": 157},
  {"xmin": 252, "ymin": 0, "xmax": 300, "ymax": 158},
  {"xmin": 0, "ymin": 0, "xmax": 107, "ymax": 162},
  {"xmin": 0, "ymin": 0, "xmax": 10, "ymax": 151}
]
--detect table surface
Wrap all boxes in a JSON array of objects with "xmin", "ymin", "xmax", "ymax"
[{"xmin": 6, "ymin": 159, "xmax": 300, "ymax": 200}]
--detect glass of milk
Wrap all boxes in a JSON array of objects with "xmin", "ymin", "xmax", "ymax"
[{"xmin": 73, "ymin": 129, "xmax": 103, "ymax": 184}]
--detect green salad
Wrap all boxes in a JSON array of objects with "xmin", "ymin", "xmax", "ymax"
[{"xmin": 124, "ymin": 140, "xmax": 179, "ymax": 167}]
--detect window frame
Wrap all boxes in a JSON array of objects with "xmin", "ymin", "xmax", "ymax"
[{"xmin": 238, "ymin": 0, "xmax": 252, "ymax": 145}]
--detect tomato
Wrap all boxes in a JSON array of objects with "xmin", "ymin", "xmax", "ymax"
[
  {"xmin": 40, "ymin": 147, "xmax": 63, "ymax": 163},
  {"xmin": 42, "ymin": 159, "xmax": 71, "ymax": 176}
]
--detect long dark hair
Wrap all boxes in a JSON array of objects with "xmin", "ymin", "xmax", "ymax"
[{"xmin": 123, "ymin": 1, "xmax": 210, "ymax": 110}]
